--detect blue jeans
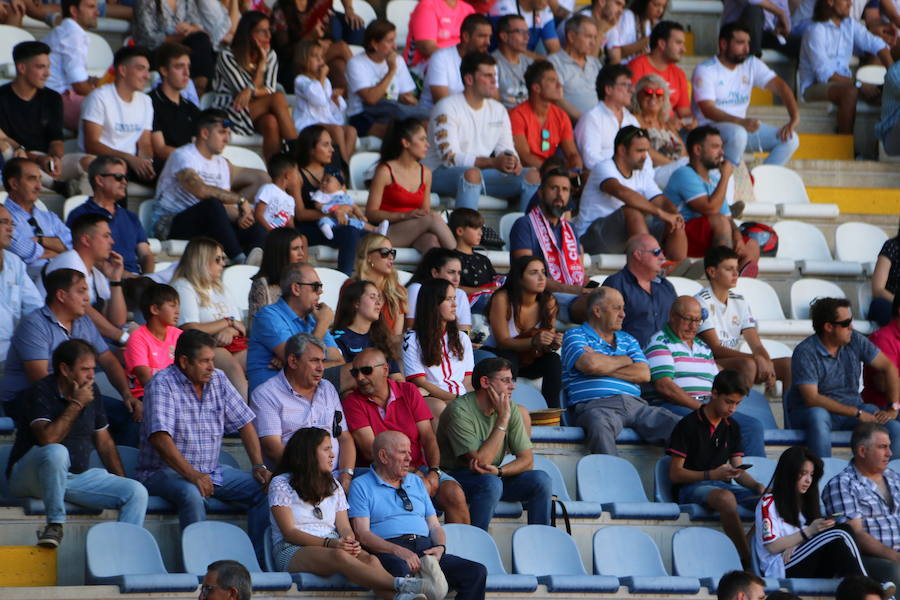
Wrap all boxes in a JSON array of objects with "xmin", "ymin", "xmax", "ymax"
[
  {"xmin": 714, "ymin": 121, "xmax": 800, "ymax": 166},
  {"xmin": 789, "ymin": 404, "xmax": 900, "ymax": 458},
  {"xmin": 654, "ymin": 401, "xmax": 766, "ymax": 457},
  {"xmin": 431, "ymin": 166, "xmax": 540, "ymax": 211},
  {"xmin": 9, "ymin": 444, "xmax": 148, "ymax": 525},
  {"xmin": 449, "ymin": 468, "xmax": 552, "ymax": 531}
]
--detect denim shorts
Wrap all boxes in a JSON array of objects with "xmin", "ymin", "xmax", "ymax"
[{"xmin": 678, "ymin": 479, "xmax": 759, "ymax": 508}]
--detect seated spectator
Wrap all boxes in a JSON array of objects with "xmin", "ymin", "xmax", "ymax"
[
  {"xmin": 824, "ymin": 423, "xmax": 900, "ymax": 584},
  {"xmin": 562, "ymin": 286, "xmax": 680, "ymax": 455},
  {"xmin": 870, "ymin": 225, "xmax": 900, "ymax": 327},
  {"xmin": 548, "ymin": 14, "xmax": 602, "ymax": 120},
  {"xmin": 491, "ymin": 14, "xmax": 534, "ymax": 109},
  {"xmin": 755, "ymin": 446, "xmax": 869, "ymax": 579},
  {"xmin": 799, "ymin": 0, "xmax": 892, "ymax": 135},
  {"xmin": 836, "ymin": 575, "xmax": 892, "ymax": 600},
  {"xmin": 663, "ymin": 125, "xmax": 759, "ymax": 274},
  {"xmin": 348, "ymin": 431, "xmax": 487, "ymax": 600},
  {"xmin": 343, "ymin": 348, "xmax": 470, "ymax": 523},
  {"xmin": 251, "ymin": 333, "xmax": 355, "ymax": 487},
  {"xmin": 366, "ymin": 119, "xmax": 456, "ymax": 255},
  {"xmin": 154, "ymin": 109, "xmax": 268, "ymax": 264},
  {"xmin": 0, "ymin": 269, "xmax": 140, "ymax": 446},
  {"xmin": 7, "ymin": 339, "xmax": 148, "ymax": 548},
  {"xmin": 787, "ymin": 298, "xmax": 900, "ymax": 458},
  {"xmin": 295, "ymin": 125, "xmax": 366, "ymax": 275},
  {"xmin": 485, "ymin": 255, "xmax": 562, "ymax": 408},
  {"xmin": 123, "ymin": 283, "xmax": 182, "ymax": 400},
  {"xmin": 603, "ymin": 233, "xmax": 676, "ymax": 348},
  {"xmin": 170, "ymin": 237, "xmax": 249, "ymax": 400},
  {"xmin": 645, "ymin": 295, "xmax": 765, "ymax": 456},
  {"xmin": 312, "ymin": 171, "xmax": 383, "ymax": 239},
  {"xmin": 347, "ymin": 21, "xmax": 428, "ymax": 140},
  {"xmin": 253, "ymin": 153, "xmax": 300, "ymax": 231},
  {"xmin": 692, "ymin": 23, "xmax": 800, "ymax": 167},
  {"xmin": 247, "ymin": 262, "xmax": 342, "ymax": 392},
  {"xmin": 0, "ymin": 204, "xmax": 42, "ymax": 368},
  {"xmin": 133, "ymin": 0, "xmax": 227, "ymax": 96},
  {"xmin": 437, "ymin": 356, "xmax": 551, "ymax": 530},
  {"xmin": 421, "ymin": 13, "xmax": 493, "ymax": 110},
  {"xmin": 292, "ymin": 41, "xmax": 355, "ymax": 166},
  {"xmin": 574, "ymin": 64, "xmax": 641, "ymax": 170},
  {"xmin": 3, "ymin": 158, "xmax": 72, "ymax": 278},
  {"xmin": 668, "ymin": 369, "xmax": 764, "ymax": 564},
  {"xmin": 424, "ymin": 52, "xmax": 540, "ymax": 212},
  {"xmin": 248, "ymin": 227, "xmax": 307, "ymax": 324},
  {"xmin": 696, "ymin": 245, "xmax": 791, "ymax": 392},
  {"xmin": 66, "ymin": 156, "xmax": 155, "ymax": 277},
  {"xmin": 0, "ymin": 41, "xmax": 93, "ymax": 194},
  {"xmin": 268, "ymin": 427, "xmax": 435, "ymax": 599},
  {"xmin": 878, "ymin": 63, "xmax": 900, "ymax": 157},
  {"xmin": 44, "ymin": 0, "xmax": 101, "ymax": 131},
  {"xmin": 509, "ymin": 168, "xmax": 590, "ymax": 323},
  {"xmin": 211, "ymin": 11, "xmax": 298, "ymax": 160},
  {"xmin": 864, "ymin": 295, "xmax": 900, "ymax": 408},
  {"xmin": 406, "ymin": 0, "xmax": 476, "ymax": 68},
  {"xmin": 405, "ymin": 249, "xmax": 472, "ymax": 331},
  {"xmin": 80, "ymin": 46, "xmax": 156, "ymax": 184},
  {"xmin": 605, "ymin": 0, "xmax": 666, "ymax": 64},
  {"xmin": 402, "ymin": 278, "xmax": 474, "ymax": 423},
  {"xmin": 202, "ymin": 561, "xmax": 254, "ymax": 600},
  {"xmin": 721, "ymin": 0, "xmax": 792, "ymax": 58},
  {"xmin": 489, "ymin": 0, "xmax": 561, "ymax": 56},
  {"xmin": 39, "ymin": 213, "xmax": 129, "ymax": 344},
  {"xmin": 632, "ymin": 75, "xmax": 688, "ymax": 170},
  {"xmin": 150, "ymin": 43, "xmax": 202, "ymax": 169},
  {"xmin": 629, "ymin": 21, "xmax": 692, "ymax": 121},
  {"xmin": 449, "ymin": 208, "xmax": 500, "ymax": 314},
  {"xmin": 138, "ymin": 329, "xmax": 271, "ymax": 557},
  {"xmin": 510, "ymin": 61, "xmax": 584, "ymax": 172},
  {"xmin": 348, "ymin": 235, "xmax": 409, "ymax": 339},
  {"xmin": 717, "ymin": 571, "xmax": 767, "ymax": 600}
]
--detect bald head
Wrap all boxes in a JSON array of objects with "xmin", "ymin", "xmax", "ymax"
[
  {"xmin": 354, "ymin": 347, "xmax": 385, "ymax": 366},
  {"xmin": 625, "ymin": 233, "xmax": 657, "ymax": 258},
  {"xmin": 625, "ymin": 233, "xmax": 664, "ymax": 277},
  {"xmin": 372, "ymin": 430, "xmax": 412, "ymax": 479},
  {"xmin": 373, "ymin": 430, "xmax": 408, "ymax": 459},
  {"xmin": 671, "ymin": 296, "xmax": 700, "ymax": 317}
]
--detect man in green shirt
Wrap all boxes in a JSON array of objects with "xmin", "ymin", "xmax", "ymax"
[{"xmin": 436, "ymin": 357, "xmax": 552, "ymax": 530}]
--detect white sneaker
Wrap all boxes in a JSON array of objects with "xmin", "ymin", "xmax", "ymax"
[
  {"xmin": 319, "ymin": 222, "xmax": 334, "ymax": 240},
  {"xmin": 418, "ymin": 555, "xmax": 448, "ymax": 600},
  {"xmin": 377, "ymin": 220, "xmax": 390, "ymax": 236}
]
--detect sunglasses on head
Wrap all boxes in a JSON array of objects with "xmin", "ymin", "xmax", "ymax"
[
  {"xmin": 372, "ymin": 247, "xmax": 397, "ymax": 258},
  {"xmin": 642, "ymin": 88, "xmax": 665, "ymax": 96},
  {"xmin": 350, "ymin": 363, "xmax": 385, "ymax": 377},
  {"xmin": 396, "ymin": 487, "xmax": 413, "ymax": 512}
]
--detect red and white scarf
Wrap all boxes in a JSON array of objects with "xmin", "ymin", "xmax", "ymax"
[{"xmin": 527, "ymin": 206, "xmax": 585, "ymax": 287}]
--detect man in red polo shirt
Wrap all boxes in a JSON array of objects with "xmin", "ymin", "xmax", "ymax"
[
  {"xmin": 342, "ymin": 348, "xmax": 471, "ymax": 524},
  {"xmin": 629, "ymin": 21, "xmax": 693, "ymax": 122}
]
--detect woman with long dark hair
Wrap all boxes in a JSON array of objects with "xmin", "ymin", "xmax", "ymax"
[
  {"xmin": 248, "ymin": 227, "xmax": 307, "ymax": 323},
  {"xmin": 269, "ymin": 428, "xmax": 429, "ymax": 600},
  {"xmin": 405, "ymin": 248, "xmax": 471, "ymax": 331},
  {"xmin": 754, "ymin": 446, "xmax": 869, "ymax": 579},
  {"xmin": 486, "ymin": 256, "xmax": 562, "ymax": 408}
]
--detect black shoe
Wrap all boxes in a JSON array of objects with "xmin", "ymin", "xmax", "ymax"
[{"xmin": 37, "ymin": 523, "xmax": 63, "ymax": 548}]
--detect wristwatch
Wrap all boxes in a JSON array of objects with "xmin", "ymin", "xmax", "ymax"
[
  {"xmin": 339, "ymin": 468, "xmax": 355, "ymax": 476},
  {"xmin": 497, "ymin": 467, "xmax": 504, "ymax": 478},
  {"xmin": 428, "ymin": 467, "xmax": 441, "ymax": 476}
]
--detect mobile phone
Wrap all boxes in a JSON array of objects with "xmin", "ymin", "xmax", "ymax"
[
  {"xmin": 735, "ymin": 464, "xmax": 752, "ymax": 470},
  {"xmin": 830, "ymin": 512, "xmax": 844, "ymax": 518}
]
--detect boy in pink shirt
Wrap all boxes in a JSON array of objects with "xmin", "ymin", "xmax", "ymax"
[{"xmin": 124, "ymin": 283, "xmax": 183, "ymax": 399}]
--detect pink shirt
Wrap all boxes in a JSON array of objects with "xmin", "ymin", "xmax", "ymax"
[
  {"xmin": 406, "ymin": 0, "xmax": 475, "ymax": 66},
  {"xmin": 123, "ymin": 324, "xmax": 182, "ymax": 398},
  {"xmin": 863, "ymin": 319, "xmax": 900, "ymax": 408}
]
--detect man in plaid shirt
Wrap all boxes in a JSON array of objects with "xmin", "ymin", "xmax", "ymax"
[{"xmin": 824, "ymin": 423, "xmax": 900, "ymax": 586}]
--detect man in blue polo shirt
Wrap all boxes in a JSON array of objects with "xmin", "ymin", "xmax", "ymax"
[
  {"xmin": 349, "ymin": 430, "xmax": 487, "ymax": 600},
  {"xmin": 561, "ymin": 286, "xmax": 680, "ymax": 455},
  {"xmin": 247, "ymin": 262, "xmax": 343, "ymax": 392}
]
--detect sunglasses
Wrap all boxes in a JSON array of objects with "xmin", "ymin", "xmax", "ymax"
[
  {"xmin": 830, "ymin": 318, "xmax": 853, "ymax": 328},
  {"xmin": 27, "ymin": 216, "xmax": 43, "ymax": 237},
  {"xmin": 350, "ymin": 363, "xmax": 385, "ymax": 377},
  {"xmin": 312, "ymin": 505, "xmax": 323, "ymax": 519},
  {"xmin": 297, "ymin": 281, "xmax": 324, "ymax": 292},
  {"xmin": 541, "ymin": 128, "xmax": 551, "ymax": 153},
  {"xmin": 99, "ymin": 173, "xmax": 128, "ymax": 182},
  {"xmin": 396, "ymin": 487, "xmax": 413, "ymax": 512},
  {"xmin": 642, "ymin": 88, "xmax": 665, "ymax": 96},
  {"xmin": 371, "ymin": 247, "xmax": 397, "ymax": 259},
  {"xmin": 639, "ymin": 248, "xmax": 664, "ymax": 256}
]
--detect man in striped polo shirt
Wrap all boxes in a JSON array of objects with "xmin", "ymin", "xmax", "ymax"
[
  {"xmin": 644, "ymin": 296, "xmax": 766, "ymax": 456},
  {"xmin": 561, "ymin": 286, "xmax": 681, "ymax": 455}
]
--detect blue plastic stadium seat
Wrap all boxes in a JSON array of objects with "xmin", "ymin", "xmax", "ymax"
[
  {"xmin": 672, "ymin": 527, "xmax": 780, "ymax": 593},
  {"xmin": 444, "ymin": 524, "xmax": 538, "ymax": 592},
  {"xmin": 532, "ymin": 454, "xmax": 602, "ymax": 518},
  {"xmin": 292, "ymin": 573, "xmax": 365, "ymax": 591},
  {"xmin": 737, "ymin": 390, "xmax": 778, "ymax": 429},
  {"xmin": 85, "ymin": 522, "xmax": 200, "ymax": 592},
  {"xmin": 741, "ymin": 456, "xmax": 777, "ymax": 489},
  {"xmin": 654, "ymin": 456, "xmax": 754, "ymax": 521},
  {"xmin": 593, "ymin": 526, "xmax": 701, "ymax": 594},
  {"xmin": 182, "ymin": 522, "xmax": 293, "ymax": 591},
  {"xmin": 751, "ymin": 531, "xmax": 838, "ymax": 595},
  {"xmin": 821, "ymin": 457, "xmax": 849, "ymax": 488},
  {"xmin": 512, "ymin": 384, "xmax": 548, "ymax": 411},
  {"xmin": 512, "ymin": 525, "xmax": 620, "ymax": 592},
  {"xmin": 577, "ymin": 455, "xmax": 680, "ymax": 519},
  {"xmin": 89, "ymin": 447, "xmax": 175, "ymax": 513},
  {"xmin": 0, "ymin": 417, "xmax": 14, "ymax": 433}
]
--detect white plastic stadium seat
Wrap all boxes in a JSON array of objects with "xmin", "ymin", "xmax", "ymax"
[
  {"xmin": 314, "ymin": 267, "xmax": 349, "ymax": 310},
  {"xmin": 590, "ymin": 254, "xmax": 627, "ymax": 271},
  {"xmin": 396, "ymin": 270, "xmax": 413, "ymax": 285},
  {"xmin": 750, "ymin": 165, "xmax": 839, "ymax": 218},
  {"xmin": 85, "ymin": 32, "xmax": 114, "ymax": 78},
  {"xmin": 789, "ymin": 278, "xmax": 872, "ymax": 334},
  {"xmin": 63, "ymin": 195, "xmax": 89, "ymax": 221},
  {"xmin": 733, "ymin": 277, "xmax": 811, "ymax": 336},
  {"xmin": 856, "ymin": 65, "xmax": 887, "ymax": 86},
  {"xmin": 739, "ymin": 202, "xmax": 777, "ymax": 218},
  {"xmin": 738, "ymin": 338, "xmax": 792, "ymax": 360},
  {"xmin": 667, "ymin": 276, "xmax": 702, "ymax": 297},
  {"xmin": 0, "ymin": 26, "xmax": 35, "ymax": 77},
  {"xmin": 349, "ymin": 152, "xmax": 379, "ymax": 190},
  {"xmin": 590, "ymin": 274, "xmax": 607, "ymax": 285},
  {"xmin": 137, "ymin": 200, "xmax": 163, "ymax": 255},
  {"xmin": 772, "ymin": 221, "xmax": 863, "ymax": 276},
  {"xmin": 387, "ymin": 0, "xmax": 418, "ymax": 49},
  {"xmin": 333, "ymin": 0, "xmax": 377, "ymax": 23},
  {"xmin": 499, "ymin": 212, "xmax": 523, "ymax": 249},
  {"xmin": 834, "ymin": 222, "xmax": 889, "ymax": 275},
  {"xmin": 222, "ymin": 146, "xmax": 266, "ymax": 171},
  {"xmin": 480, "ymin": 250, "xmax": 509, "ymax": 269},
  {"xmin": 222, "ymin": 265, "xmax": 256, "ymax": 320}
]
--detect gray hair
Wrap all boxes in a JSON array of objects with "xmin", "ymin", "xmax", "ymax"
[
  {"xmin": 284, "ymin": 332, "xmax": 326, "ymax": 358},
  {"xmin": 851, "ymin": 423, "xmax": 890, "ymax": 455},
  {"xmin": 566, "ymin": 13, "xmax": 597, "ymax": 39},
  {"xmin": 631, "ymin": 73, "xmax": 673, "ymax": 120},
  {"xmin": 87, "ymin": 155, "xmax": 127, "ymax": 191},
  {"xmin": 279, "ymin": 262, "xmax": 314, "ymax": 297},
  {"xmin": 586, "ymin": 285, "xmax": 615, "ymax": 313},
  {"xmin": 207, "ymin": 560, "xmax": 252, "ymax": 600}
]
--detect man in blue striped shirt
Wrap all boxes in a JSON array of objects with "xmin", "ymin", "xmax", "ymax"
[{"xmin": 561, "ymin": 286, "xmax": 680, "ymax": 455}]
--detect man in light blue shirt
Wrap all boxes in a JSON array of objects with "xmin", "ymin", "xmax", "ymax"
[
  {"xmin": 0, "ymin": 204, "xmax": 43, "ymax": 368},
  {"xmin": 561, "ymin": 286, "xmax": 680, "ymax": 455},
  {"xmin": 799, "ymin": 0, "xmax": 892, "ymax": 135},
  {"xmin": 878, "ymin": 62, "xmax": 900, "ymax": 155}
]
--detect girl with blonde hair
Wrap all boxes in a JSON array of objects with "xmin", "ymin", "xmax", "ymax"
[
  {"xmin": 631, "ymin": 73, "xmax": 686, "ymax": 168},
  {"xmin": 348, "ymin": 234, "xmax": 408, "ymax": 338}
]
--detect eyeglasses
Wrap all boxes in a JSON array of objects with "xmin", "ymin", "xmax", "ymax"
[
  {"xmin": 27, "ymin": 216, "xmax": 43, "ymax": 236},
  {"xmin": 371, "ymin": 247, "xmax": 397, "ymax": 259},
  {"xmin": 396, "ymin": 487, "xmax": 413, "ymax": 512},
  {"xmin": 541, "ymin": 129, "xmax": 551, "ymax": 153},
  {"xmin": 830, "ymin": 318, "xmax": 853, "ymax": 328},
  {"xmin": 99, "ymin": 173, "xmax": 128, "ymax": 182},
  {"xmin": 350, "ymin": 363, "xmax": 385, "ymax": 377},
  {"xmin": 638, "ymin": 248, "xmax": 664, "ymax": 256},
  {"xmin": 312, "ymin": 505, "xmax": 323, "ymax": 519},
  {"xmin": 675, "ymin": 313, "xmax": 704, "ymax": 324},
  {"xmin": 642, "ymin": 88, "xmax": 665, "ymax": 97},
  {"xmin": 214, "ymin": 255, "xmax": 227, "ymax": 264},
  {"xmin": 297, "ymin": 281, "xmax": 324, "ymax": 292}
]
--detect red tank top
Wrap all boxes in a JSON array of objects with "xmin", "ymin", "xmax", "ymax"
[{"xmin": 379, "ymin": 163, "xmax": 426, "ymax": 213}]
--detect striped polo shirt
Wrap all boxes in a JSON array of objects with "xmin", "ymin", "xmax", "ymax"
[
  {"xmin": 645, "ymin": 325, "xmax": 718, "ymax": 398},
  {"xmin": 562, "ymin": 323, "xmax": 647, "ymax": 406}
]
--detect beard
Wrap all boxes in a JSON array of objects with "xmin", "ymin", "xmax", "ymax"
[
  {"xmin": 726, "ymin": 51, "xmax": 748, "ymax": 64},
  {"xmin": 543, "ymin": 203, "xmax": 565, "ymax": 218}
]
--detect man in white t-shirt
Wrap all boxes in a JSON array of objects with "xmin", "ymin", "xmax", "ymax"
[
  {"xmin": 691, "ymin": 22, "xmax": 800, "ymax": 167},
  {"xmin": 44, "ymin": 0, "xmax": 100, "ymax": 131},
  {"xmin": 425, "ymin": 52, "xmax": 541, "ymax": 212},
  {"xmin": 577, "ymin": 125, "xmax": 686, "ymax": 261},
  {"xmin": 80, "ymin": 46, "xmax": 155, "ymax": 183},
  {"xmin": 695, "ymin": 244, "xmax": 791, "ymax": 394},
  {"xmin": 574, "ymin": 63, "xmax": 641, "ymax": 170},
  {"xmin": 153, "ymin": 109, "xmax": 269, "ymax": 264},
  {"xmin": 421, "ymin": 13, "xmax": 492, "ymax": 110}
]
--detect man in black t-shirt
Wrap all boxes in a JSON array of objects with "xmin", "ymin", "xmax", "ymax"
[
  {"xmin": 6, "ymin": 339, "xmax": 147, "ymax": 549},
  {"xmin": 0, "ymin": 41, "xmax": 94, "ymax": 194},
  {"xmin": 150, "ymin": 43, "xmax": 200, "ymax": 172}
]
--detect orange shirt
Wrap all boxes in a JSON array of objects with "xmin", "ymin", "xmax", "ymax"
[{"xmin": 509, "ymin": 100, "xmax": 574, "ymax": 161}]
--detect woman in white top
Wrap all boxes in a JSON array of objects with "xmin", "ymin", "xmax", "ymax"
[
  {"xmin": 405, "ymin": 248, "xmax": 472, "ymax": 332},
  {"xmin": 171, "ymin": 237, "xmax": 249, "ymax": 400},
  {"xmin": 269, "ymin": 427, "xmax": 429, "ymax": 600},
  {"xmin": 606, "ymin": 0, "xmax": 667, "ymax": 63},
  {"xmin": 754, "ymin": 446, "xmax": 868, "ymax": 580}
]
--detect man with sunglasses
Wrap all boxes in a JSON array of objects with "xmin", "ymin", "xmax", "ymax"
[
  {"xmin": 250, "ymin": 333, "xmax": 356, "ymax": 493},
  {"xmin": 786, "ymin": 297, "xmax": 900, "ymax": 459},
  {"xmin": 349, "ymin": 430, "xmax": 487, "ymax": 600}
]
